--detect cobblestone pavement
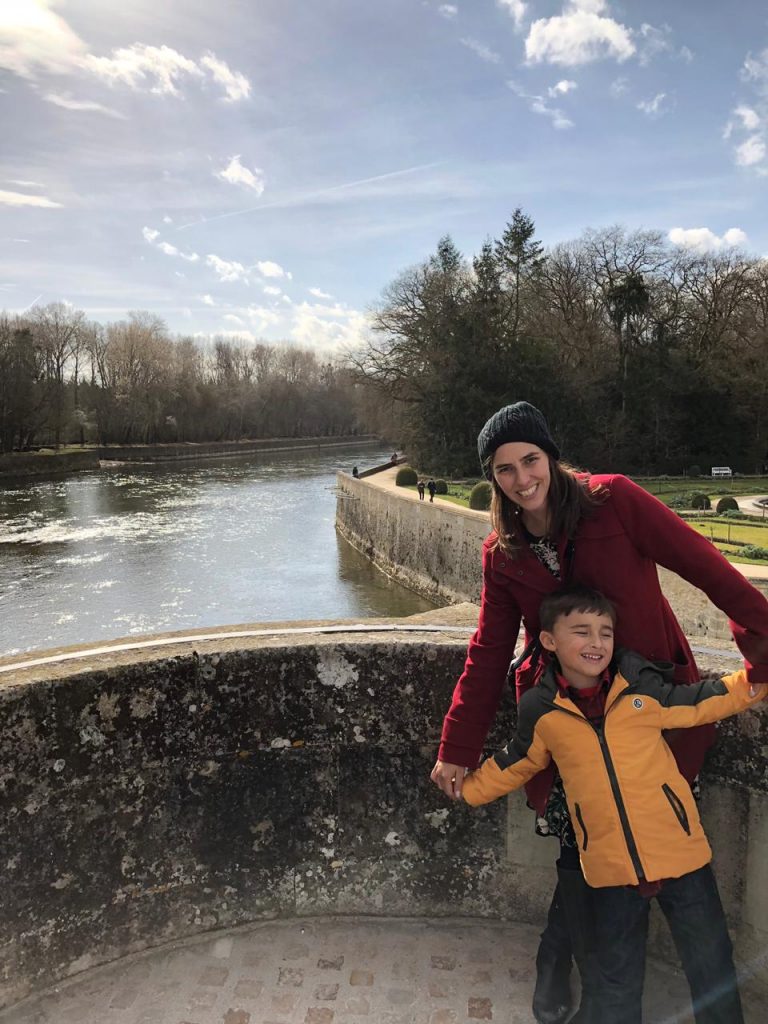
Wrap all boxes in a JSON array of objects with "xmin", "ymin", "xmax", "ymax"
[{"xmin": 1, "ymin": 917, "xmax": 762, "ymax": 1024}]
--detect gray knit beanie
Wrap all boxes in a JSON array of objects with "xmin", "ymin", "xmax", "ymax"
[{"xmin": 477, "ymin": 402, "xmax": 560, "ymax": 478}]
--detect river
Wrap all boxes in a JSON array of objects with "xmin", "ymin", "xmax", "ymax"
[{"xmin": 0, "ymin": 445, "xmax": 436, "ymax": 657}]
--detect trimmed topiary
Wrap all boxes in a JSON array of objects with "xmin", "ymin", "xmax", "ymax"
[
  {"xmin": 395, "ymin": 465, "xmax": 418, "ymax": 486},
  {"xmin": 469, "ymin": 481, "xmax": 492, "ymax": 511},
  {"xmin": 716, "ymin": 497, "xmax": 739, "ymax": 514},
  {"xmin": 435, "ymin": 479, "xmax": 448, "ymax": 495},
  {"xmin": 691, "ymin": 493, "xmax": 711, "ymax": 510},
  {"xmin": 688, "ymin": 464, "xmax": 702, "ymax": 477}
]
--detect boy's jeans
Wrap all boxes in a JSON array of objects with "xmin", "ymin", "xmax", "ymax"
[{"xmin": 591, "ymin": 864, "xmax": 743, "ymax": 1024}]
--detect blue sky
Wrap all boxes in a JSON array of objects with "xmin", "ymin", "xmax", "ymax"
[{"xmin": 1, "ymin": 0, "xmax": 767, "ymax": 349}]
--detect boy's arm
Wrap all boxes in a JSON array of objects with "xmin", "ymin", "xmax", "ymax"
[
  {"xmin": 462, "ymin": 694, "xmax": 552, "ymax": 805},
  {"xmin": 654, "ymin": 669, "xmax": 766, "ymax": 728}
]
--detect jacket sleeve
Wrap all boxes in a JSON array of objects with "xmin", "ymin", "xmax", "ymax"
[
  {"xmin": 439, "ymin": 540, "xmax": 522, "ymax": 769},
  {"xmin": 462, "ymin": 708, "xmax": 552, "ymax": 805},
  {"xmin": 654, "ymin": 669, "xmax": 766, "ymax": 728},
  {"xmin": 609, "ymin": 474, "xmax": 768, "ymax": 682}
]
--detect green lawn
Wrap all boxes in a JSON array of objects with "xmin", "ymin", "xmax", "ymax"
[{"xmin": 401, "ymin": 473, "xmax": 768, "ymax": 564}]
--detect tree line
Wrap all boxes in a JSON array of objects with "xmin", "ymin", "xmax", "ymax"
[
  {"xmin": 351, "ymin": 211, "xmax": 768, "ymax": 476},
  {"xmin": 0, "ymin": 306, "xmax": 374, "ymax": 451}
]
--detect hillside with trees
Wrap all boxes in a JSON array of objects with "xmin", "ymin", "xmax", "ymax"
[{"xmin": 351, "ymin": 210, "xmax": 768, "ymax": 476}]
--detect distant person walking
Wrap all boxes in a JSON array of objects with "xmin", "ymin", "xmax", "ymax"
[
  {"xmin": 427, "ymin": 478, "xmax": 437, "ymax": 503},
  {"xmin": 417, "ymin": 480, "xmax": 425, "ymax": 501},
  {"xmin": 391, "ymin": 451, "xmax": 398, "ymax": 464},
  {"xmin": 352, "ymin": 466, "xmax": 359, "ymax": 478}
]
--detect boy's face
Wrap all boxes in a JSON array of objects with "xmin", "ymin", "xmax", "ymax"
[{"xmin": 540, "ymin": 609, "xmax": 615, "ymax": 688}]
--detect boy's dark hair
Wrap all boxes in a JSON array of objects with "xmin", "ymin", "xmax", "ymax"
[{"xmin": 539, "ymin": 585, "xmax": 617, "ymax": 633}]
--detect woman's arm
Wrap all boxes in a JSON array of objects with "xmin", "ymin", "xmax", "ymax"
[
  {"xmin": 438, "ymin": 541, "xmax": 522, "ymax": 770},
  {"xmin": 610, "ymin": 475, "xmax": 768, "ymax": 681}
]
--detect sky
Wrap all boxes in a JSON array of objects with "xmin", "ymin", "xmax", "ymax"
[{"xmin": 1, "ymin": 0, "xmax": 768, "ymax": 351}]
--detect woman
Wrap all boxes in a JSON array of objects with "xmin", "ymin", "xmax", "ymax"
[{"xmin": 431, "ymin": 401, "xmax": 768, "ymax": 1024}]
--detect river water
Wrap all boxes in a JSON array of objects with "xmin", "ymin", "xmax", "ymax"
[{"xmin": 0, "ymin": 445, "xmax": 436, "ymax": 657}]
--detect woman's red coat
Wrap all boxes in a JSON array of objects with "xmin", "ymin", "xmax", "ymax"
[{"xmin": 439, "ymin": 474, "xmax": 768, "ymax": 813}]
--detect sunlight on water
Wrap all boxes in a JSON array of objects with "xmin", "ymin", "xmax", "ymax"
[{"xmin": 0, "ymin": 446, "xmax": 435, "ymax": 656}]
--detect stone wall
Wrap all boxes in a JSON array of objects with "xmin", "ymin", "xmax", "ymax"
[
  {"xmin": 98, "ymin": 435, "xmax": 380, "ymax": 463},
  {"xmin": 0, "ymin": 450, "xmax": 100, "ymax": 478},
  {"xmin": 1, "ymin": 625, "xmax": 768, "ymax": 1009},
  {"xmin": 335, "ymin": 472, "xmax": 768, "ymax": 643}
]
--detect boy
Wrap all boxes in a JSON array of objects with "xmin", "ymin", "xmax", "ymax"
[{"xmin": 462, "ymin": 585, "xmax": 765, "ymax": 1024}]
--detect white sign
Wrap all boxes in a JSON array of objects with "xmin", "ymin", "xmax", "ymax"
[{"xmin": 711, "ymin": 466, "xmax": 732, "ymax": 478}]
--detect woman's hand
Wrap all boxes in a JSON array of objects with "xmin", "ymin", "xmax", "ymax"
[{"xmin": 430, "ymin": 760, "xmax": 467, "ymax": 800}]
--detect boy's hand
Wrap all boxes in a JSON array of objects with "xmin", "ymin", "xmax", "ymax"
[{"xmin": 430, "ymin": 760, "xmax": 467, "ymax": 800}]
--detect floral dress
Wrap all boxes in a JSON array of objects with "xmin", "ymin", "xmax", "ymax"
[{"xmin": 521, "ymin": 526, "xmax": 578, "ymax": 848}]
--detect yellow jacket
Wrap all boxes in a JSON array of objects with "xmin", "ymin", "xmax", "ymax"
[{"xmin": 462, "ymin": 650, "xmax": 764, "ymax": 887}]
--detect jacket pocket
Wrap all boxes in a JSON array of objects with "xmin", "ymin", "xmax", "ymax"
[
  {"xmin": 662, "ymin": 783, "xmax": 691, "ymax": 836},
  {"xmin": 574, "ymin": 803, "xmax": 589, "ymax": 851}
]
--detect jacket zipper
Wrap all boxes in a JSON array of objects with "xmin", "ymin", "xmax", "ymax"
[
  {"xmin": 574, "ymin": 803, "xmax": 588, "ymax": 851},
  {"xmin": 662, "ymin": 783, "xmax": 691, "ymax": 836},
  {"xmin": 551, "ymin": 695, "xmax": 645, "ymax": 881}
]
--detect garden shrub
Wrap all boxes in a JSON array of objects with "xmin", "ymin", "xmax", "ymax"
[
  {"xmin": 469, "ymin": 481, "xmax": 492, "ymax": 511},
  {"xmin": 395, "ymin": 465, "xmax": 418, "ymax": 486},
  {"xmin": 691, "ymin": 493, "xmax": 711, "ymax": 510},
  {"xmin": 716, "ymin": 497, "xmax": 739, "ymax": 514},
  {"xmin": 435, "ymin": 479, "xmax": 448, "ymax": 495},
  {"xmin": 721, "ymin": 509, "xmax": 747, "ymax": 519},
  {"xmin": 740, "ymin": 544, "xmax": 768, "ymax": 561},
  {"xmin": 688, "ymin": 464, "xmax": 702, "ymax": 477}
]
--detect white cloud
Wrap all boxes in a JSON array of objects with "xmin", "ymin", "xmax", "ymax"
[
  {"xmin": 668, "ymin": 227, "xmax": 749, "ymax": 254},
  {"xmin": 309, "ymin": 287, "xmax": 333, "ymax": 300},
  {"xmin": 637, "ymin": 92, "xmax": 667, "ymax": 117},
  {"xmin": 609, "ymin": 76, "xmax": 628, "ymax": 97},
  {"xmin": 507, "ymin": 80, "xmax": 573, "ymax": 129},
  {"xmin": 459, "ymin": 38, "xmax": 501, "ymax": 64},
  {"xmin": 548, "ymin": 79, "xmax": 577, "ymax": 97},
  {"xmin": 290, "ymin": 302, "xmax": 370, "ymax": 351},
  {"xmin": 224, "ymin": 313, "xmax": 244, "ymax": 325},
  {"xmin": 637, "ymin": 23, "xmax": 674, "ymax": 66},
  {"xmin": 735, "ymin": 135, "xmax": 766, "ymax": 167},
  {"xmin": 84, "ymin": 44, "xmax": 251, "ymax": 102},
  {"xmin": 200, "ymin": 294, "xmax": 215, "ymax": 306},
  {"xmin": 256, "ymin": 260, "xmax": 289, "ymax": 279},
  {"xmin": 498, "ymin": 0, "xmax": 527, "ymax": 32},
  {"xmin": 43, "ymin": 92, "xmax": 125, "ymax": 117},
  {"xmin": 163, "ymin": 215, "xmax": 173, "ymax": 224},
  {"xmin": 438, "ymin": 4, "xmax": 458, "ymax": 19},
  {"xmin": 734, "ymin": 105, "xmax": 761, "ymax": 131},
  {"xmin": 743, "ymin": 49, "xmax": 768, "ymax": 89},
  {"xmin": 0, "ymin": 0, "xmax": 87, "ymax": 79},
  {"xmin": 199, "ymin": 52, "xmax": 251, "ymax": 102},
  {"xmin": 263, "ymin": 285, "xmax": 282, "ymax": 296},
  {"xmin": 142, "ymin": 227, "xmax": 199, "ymax": 261},
  {"xmin": 157, "ymin": 241, "xmax": 199, "ymax": 262},
  {"xmin": 246, "ymin": 305, "xmax": 283, "ymax": 332},
  {"xmin": 215, "ymin": 155, "xmax": 265, "ymax": 194},
  {"xmin": 6, "ymin": 179, "xmax": 43, "ymax": 188},
  {"xmin": 525, "ymin": 1, "xmax": 635, "ymax": 66},
  {"xmin": 0, "ymin": 188, "xmax": 61, "ymax": 208},
  {"xmin": 206, "ymin": 254, "xmax": 249, "ymax": 283}
]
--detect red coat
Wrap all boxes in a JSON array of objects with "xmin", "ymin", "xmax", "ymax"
[{"xmin": 439, "ymin": 474, "xmax": 768, "ymax": 813}]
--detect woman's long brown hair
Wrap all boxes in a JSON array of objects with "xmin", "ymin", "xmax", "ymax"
[{"xmin": 488, "ymin": 456, "xmax": 604, "ymax": 558}]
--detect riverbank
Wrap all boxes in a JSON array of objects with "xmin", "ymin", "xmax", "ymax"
[{"xmin": 0, "ymin": 435, "xmax": 382, "ymax": 480}]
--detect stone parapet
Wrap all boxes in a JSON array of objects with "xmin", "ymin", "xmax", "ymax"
[{"xmin": 0, "ymin": 618, "xmax": 767, "ymax": 1010}]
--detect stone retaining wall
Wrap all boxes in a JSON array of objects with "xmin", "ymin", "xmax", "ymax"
[
  {"xmin": 335, "ymin": 472, "xmax": 768, "ymax": 643},
  {"xmin": 98, "ymin": 435, "xmax": 380, "ymax": 463},
  {"xmin": 1, "ymin": 626, "xmax": 767, "ymax": 1010}
]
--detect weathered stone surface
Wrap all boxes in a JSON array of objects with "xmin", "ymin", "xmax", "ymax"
[{"xmin": 1, "ymin": 623, "xmax": 767, "ymax": 1012}]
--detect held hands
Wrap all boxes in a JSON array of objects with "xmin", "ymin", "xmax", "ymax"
[{"xmin": 430, "ymin": 760, "xmax": 468, "ymax": 801}]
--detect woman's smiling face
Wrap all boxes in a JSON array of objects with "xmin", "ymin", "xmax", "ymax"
[{"xmin": 492, "ymin": 442, "xmax": 551, "ymax": 517}]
